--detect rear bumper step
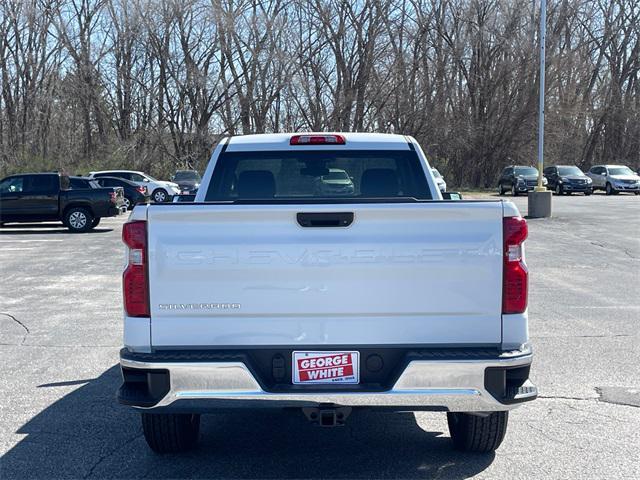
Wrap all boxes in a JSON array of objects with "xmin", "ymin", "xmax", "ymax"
[{"xmin": 117, "ymin": 346, "xmax": 536, "ymax": 412}]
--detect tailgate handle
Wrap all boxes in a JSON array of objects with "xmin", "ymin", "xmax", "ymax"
[{"xmin": 297, "ymin": 212, "xmax": 354, "ymax": 228}]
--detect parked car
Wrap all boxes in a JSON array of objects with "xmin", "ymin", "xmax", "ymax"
[
  {"xmin": 93, "ymin": 176, "xmax": 150, "ymax": 210},
  {"xmin": 172, "ymin": 194, "xmax": 196, "ymax": 203},
  {"xmin": 69, "ymin": 176, "xmax": 128, "ymax": 211},
  {"xmin": 542, "ymin": 165, "xmax": 592, "ymax": 195},
  {"xmin": 498, "ymin": 165, "xmax": 547, "ymax": 196},
  {"xmin": 118, "ymin": 133, "xmax": 536, "ymax": 454},
  {"xmin": 0, "ymin": 172, "xmax": 124, "ymax": 232},
  {"xmin": 432, "ymin": 168, "xmax": 447, "ymax": 192},
  {"xmin": 586, "ymin": 165, "xmax": 640, "ymax": 195},
  {"xmin": 171, "ymin": 170, "xmax": 201, "ymax": 194},
  {"xmin": 68, "ymin": 176, "xmax": 102, "ymax": 190},
  {"xmin": 88, "ymin": 170, "xmax": 180, "ymax": 203},
  {"xmin": 313, "ymin": 168, "xmax": 355, "ymax": 196}
]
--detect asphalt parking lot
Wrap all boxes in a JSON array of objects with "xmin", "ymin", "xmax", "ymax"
[{"xmin": 1, "ymin": 193, "xmax": 639, "ymax": 479}]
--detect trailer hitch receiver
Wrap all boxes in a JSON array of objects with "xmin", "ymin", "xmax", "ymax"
[{"xmin": 302, "ymin": 406, "xmax": 352, "ymax": 427}]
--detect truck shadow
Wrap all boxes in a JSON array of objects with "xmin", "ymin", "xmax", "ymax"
[{"xmin": 2, "ymin": 366, "xmax": 495, "ymax": 479}]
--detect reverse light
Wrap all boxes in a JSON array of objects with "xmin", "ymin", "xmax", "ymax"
[
  {"xmin": 503, "ymin": 216, "xmax": 528, "ymax": 314},
  {"xmin": 290, "ymin": 134, "xmax": 346, "ymax": 145},
  {"xmin": 122, "ymin": 221, "xmax": 149, "ymax": 317}
]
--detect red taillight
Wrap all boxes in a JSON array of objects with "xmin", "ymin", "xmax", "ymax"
[
  {"xmin": 290, "ymin": 134, "xmax": 346, "ymax": 145},
  {"xmin": 122, "ymin": 221, "xmax": 149, "ymax": 317},
  {"xmin": 502, "ymin": 216, "xmax": 528, "ymax": 314}
]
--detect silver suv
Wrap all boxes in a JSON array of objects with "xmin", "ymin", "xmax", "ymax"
[
  {"xmin": 432, "ymin": 168, "xmax": 447, "ymax": 192},
  {"xmin": 586, "ymin": 165, "xmax": 640, "ymax": 195}
]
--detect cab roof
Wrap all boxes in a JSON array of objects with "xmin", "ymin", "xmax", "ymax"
[
  {"xmin": 225, "ymin": 133, "xmax": 413, "ymax": 152},
  {"xmin": 90, "ymin": 169, "xmax": 145, "ymax": 175}
]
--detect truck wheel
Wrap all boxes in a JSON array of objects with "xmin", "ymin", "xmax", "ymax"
[
  {"xmin": 511, "ymin": 185, "xmax": 518, "ymax": 196},
  {"xmin": 141, "ymin": 413, "xmax": 200, "ymax": 453},
  {"xmin": 447, "ymin": 411, "xmax": 508, "ymax": 453},
  {"xmin": 123, "ymin": 197, "xmax": 132, "ymax": 210},
  {"xmin": 64, "ymin": 207, "xmax": 93, "ymax": 233},
  {"xmin": 498, "ymin": 185, "xmax": 505, "ymax": 196},
  {"xmin": 152, "ymin": 189, "xmax": 168, "ymax": 203}
]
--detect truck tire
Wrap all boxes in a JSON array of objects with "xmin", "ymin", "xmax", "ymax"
[
  {"xmin": 141, "ymin": 413, "xmax": 200, "ymax": 453},
  {"xmin": 152, "ymin": 188, "xmax": 168, "ymax": 203},
  {"xmin": 447, "ymin": 411, "xmax": 508, "ymax": 453},
  {"xmin": 64, "ymin": 207, "xmax": 94, "ymax": 233}
]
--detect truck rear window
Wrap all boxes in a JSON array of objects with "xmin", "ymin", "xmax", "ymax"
[{"xmin": 205, "ymin": 150, "xmax": 431, "ymax": 202}]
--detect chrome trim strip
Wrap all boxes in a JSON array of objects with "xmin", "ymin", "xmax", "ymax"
[{"xmin": 120, "ymin": 352, "xmax": 534, "ymax": 412}]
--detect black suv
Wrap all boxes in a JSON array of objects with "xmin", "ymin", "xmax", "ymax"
[
  {"xmin": 498, "ymin": 166, "xmax": 547, "ymax": 196},
  {"xmin": 543, "ymin": 165, "xmax": 593, "ymax": 195},
  {"xmin": 171, "ymin": 170, "xmax": 201, "ymax": 194}
]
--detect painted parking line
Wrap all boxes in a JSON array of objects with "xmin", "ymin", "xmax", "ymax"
[
  {"xmin": 568, "ymin": 305, "xmax": 640, "ymax": 310},
  {"xmin": 0, "ymin": 239, "xmax": 65, "ymax": 243}
]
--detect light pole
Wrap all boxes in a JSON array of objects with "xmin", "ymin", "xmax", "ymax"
[
  {"xmin": 536, "ymin": 0, "xmax": 546, "ymax": 192},
  {"xmin": 528, "ymin": 0, "xmax": 552, "ymax": 217}
]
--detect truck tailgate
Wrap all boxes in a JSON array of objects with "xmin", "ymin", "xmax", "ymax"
[{"xmin": 146, "ymin": 202, "xmax": 504, "ymax": 347}]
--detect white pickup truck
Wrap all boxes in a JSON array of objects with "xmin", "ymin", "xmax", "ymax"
[{"xmin": 117, "ymin": 133, "xmax": 536, "ymax": 454}]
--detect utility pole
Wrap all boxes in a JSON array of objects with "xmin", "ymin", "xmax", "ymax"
[
  {"xmin": 528, "ymin": 0, "xmax": 552, "ymax": 217},
  {"xmin": 535, "ymin": 0, "xmax": 546, "ymax": 192}
]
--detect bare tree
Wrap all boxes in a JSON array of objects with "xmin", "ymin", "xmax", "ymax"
[{"xmin": 0, "ymin": 0, "xmax": 637, "ymax": 181}]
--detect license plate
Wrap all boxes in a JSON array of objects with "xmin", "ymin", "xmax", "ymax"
[{"xmin": 292, "ymin": 351, "xmax": 359, "ymax": 384}]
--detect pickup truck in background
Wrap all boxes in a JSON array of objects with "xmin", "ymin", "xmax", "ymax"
[
  {"xmin": 0, "ymin": 172, "xmax": 125, "ymax": 232},
  {"xmin": 118, "ymin": 133, "xmax": 537, "ymax": 454}
]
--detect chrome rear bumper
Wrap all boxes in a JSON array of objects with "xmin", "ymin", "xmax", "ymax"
[{"xmin": 119, "ymin": 347, "xmax": 536, "ymax": 412}]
